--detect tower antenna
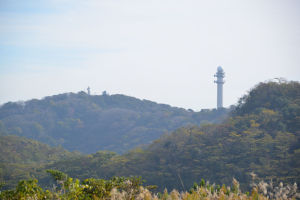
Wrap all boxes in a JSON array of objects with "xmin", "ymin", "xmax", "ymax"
[{"xmin": 214, "ymin": 66, "xmax": 225, "ymax": 109}]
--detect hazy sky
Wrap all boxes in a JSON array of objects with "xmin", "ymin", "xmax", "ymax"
[{"xmin": 0, "ymin": 0, "xmax": 299, "ymax": 110}]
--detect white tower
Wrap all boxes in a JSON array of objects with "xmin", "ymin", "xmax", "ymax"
[
  {"xmin": 87, "ymin": 87, "xmax": 91, "ymax": 95},
  {"xmin": 214, "ymin": 66, "xmax": 225, "ymax": 109}
]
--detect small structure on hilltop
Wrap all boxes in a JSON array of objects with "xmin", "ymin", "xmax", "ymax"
[
  {"xmin": 214, "ymin": 66, "xmax": 225, "ymax": 109},
  {"xmin": 87, "ymin": 87, "xmax": 91, "ymax": 95}
]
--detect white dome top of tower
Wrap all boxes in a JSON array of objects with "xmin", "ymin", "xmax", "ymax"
[{"xmin": 217, "ymin": 66, "xmax": 223, "ymax": 71}]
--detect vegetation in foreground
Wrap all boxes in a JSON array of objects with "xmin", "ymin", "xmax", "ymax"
[{"xmin": 0, "ymin": 170, "xmax": 299, "ymax": 200}]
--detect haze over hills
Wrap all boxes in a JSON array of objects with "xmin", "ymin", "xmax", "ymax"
[
  {"xmin": 0, "ymin": 80, "xmax": 299, "ymax": 192},
  {"xmin": 0, "ymin": 92, "xmax": 229, "ymax": 154},
  {"xmin": 1, "ymin": 0, "xmax": 299, "ymax": 198}
]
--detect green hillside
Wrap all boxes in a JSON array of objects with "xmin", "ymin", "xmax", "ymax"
[
  {"xmin": 0, "ymin": 92, "xmax": 228, "ymax": 154},
  {"xmin": 0, "ymin": 135, "xmax": 78, "ymax": 164},
  {"xmin": 1, "ymin": 80, "xmax": 299, "ymax": 193},
  {"xmin": 47, "ymin": 81, "xmax": 300, "ymax": 191},
  {"xmin": 0, "ymin": 135, "xmax": 80, "ymax": 189}
]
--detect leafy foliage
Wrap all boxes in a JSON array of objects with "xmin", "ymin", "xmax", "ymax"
[
  {"xmin": 0, "ymin": 92, "xmax": 228, "ymax": 153},
  {"xmin": 1, "ymin": 171, "xmax": 299, "ymax": 199},
  {"xmin": 0, "ymin": 170, "xmax": 147, "ymax": 200}
]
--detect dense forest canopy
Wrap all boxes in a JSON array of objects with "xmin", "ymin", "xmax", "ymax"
[
  {"xmin": 0, "ymin": 92, "xmax": 228, "ymax": 154},
  {"xmin": 0, "ymin": 80, "xmax": 299, "ymax": 194}
]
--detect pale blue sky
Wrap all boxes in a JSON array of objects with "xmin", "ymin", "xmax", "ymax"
[{"xmin": 0, "ymin": 0, "xmax": 299, "ymax": 110}]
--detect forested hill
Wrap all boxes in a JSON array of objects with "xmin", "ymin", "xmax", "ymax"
[
  {"xmin": 0, "ymin": 135, "xmax": 78, "ymax": 164},
  {"xmin": 0, "ymin": 92, "xmax": 228, "ymax": 153},
  {"xmin": 0, "ymin": 135, "xmax": 80, "ymax": 189},
  {"xmin": 48, "ymin": 81, "xmax": 300, "ymax": 191}
]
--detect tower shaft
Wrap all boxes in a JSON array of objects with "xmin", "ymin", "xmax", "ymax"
[{"xmin": 217, "ymin": 82, "xmax": 223, "ymax": 108}]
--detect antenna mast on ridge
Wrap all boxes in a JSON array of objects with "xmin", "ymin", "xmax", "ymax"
[{"xmin": 214, "ymin": 66, "xmax": 225, "ymax": 109}]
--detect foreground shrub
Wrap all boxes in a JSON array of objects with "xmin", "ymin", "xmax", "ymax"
[{"xmin": 0, "ymin": 170, "xmax": 299, "ymax": 199}]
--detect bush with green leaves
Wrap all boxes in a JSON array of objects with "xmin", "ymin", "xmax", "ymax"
[{"xmin": 1, "ymin": 170, "xmax": 299, "ymax": 199}]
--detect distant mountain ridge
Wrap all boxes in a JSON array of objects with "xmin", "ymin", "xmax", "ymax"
[{"xmin": 0, "ymin": 92, "xmax": 229, "ymax": 153}]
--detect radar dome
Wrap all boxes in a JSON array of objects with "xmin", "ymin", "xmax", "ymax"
[{"xmin": 217, "ymin": 66, "xmax": 223, "ymax": 71}]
